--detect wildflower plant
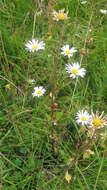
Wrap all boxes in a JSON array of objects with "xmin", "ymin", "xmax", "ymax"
[
  {"xmin": 1, "ymin": 0, "xmax": 107, "ymax": 190},
  {"xmin": 25, "ymin": 38, "xmax": 45, "ymax": 52},
  {"xmin": 66, "ymin": 62, "xmax": 86, "ymax": 79},
  {"xmin": 76, "ymin": 110, "xmax": 91, "ymax": 126},
  {"xmin": 32, "ymin": 86, "xmax": 46, "ymax": 97},
  {"xmin": 61, "ymin": 45, "xmax": 77, "ymax": 58}
]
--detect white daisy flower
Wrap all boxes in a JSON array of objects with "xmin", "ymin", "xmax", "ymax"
[
  {"xmin": 76, "ymin": 110, "xmax": 91, "ymax": 126},
  {"xmin": 32, "ymin": 86, "xmax": 46, "ymax": 97},
  {"xmin": 53, "ymin": 9, "xmax": 68, "ymax": 21},
  {"xmin": 66, "ymin": 62, "xmax": 86, "ymax": 79},
  {"xmin": 81, "ymin": 1, "xmax": 87, "ymax": 5},
  {"xmin": 25, "ymin": 39, "xmax": 45, "ymax": 53},
  {"xmin": 100, "ymin": 9, "xmax": 107, "ymax": 15},
  {"xmin": 61, "ymin": 45, "xmax": 77, "ymax": 58}
]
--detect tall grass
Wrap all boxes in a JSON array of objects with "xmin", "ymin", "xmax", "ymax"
[{"xmin": 0, "ymin": 0, "xmax": 107, "ymax": 189}]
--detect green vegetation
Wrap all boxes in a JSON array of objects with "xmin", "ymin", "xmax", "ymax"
[{"xmin": 0, "ymin": 0, "xmax": 107, "ymax": 189}]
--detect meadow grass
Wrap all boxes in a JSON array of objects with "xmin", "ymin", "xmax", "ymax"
[{"xmin": 0, "ymin": 0, "xmax": 107, "ymax": 189}]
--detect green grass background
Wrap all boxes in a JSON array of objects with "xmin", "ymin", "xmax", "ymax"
[{"xmin": 0, "ymin": 0, "xmax": 107, "ymax": 189}]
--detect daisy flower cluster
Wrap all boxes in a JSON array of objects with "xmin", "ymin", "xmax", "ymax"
[
  {"xmin": 58, "ymin": 16, "xmax": 86, "ymax": 80},
  {"xmin": 76, "ymin": 109, "xmax": 107, "ymax": 139},
  {"xmin": 61, "ymin": 45, "xmax": 86, "ymax": 79},
  {"xmin": 25, "ymin": 8, "xmax": 87, "ymax": 98},
  {"xmin": 25, "ymin": 38, "xmax": 46, "ymax": 97},
  {"xmin": 60, "ymin": 37, "xmax": 86, "ymax": 79},
  {"xmin": 24, "ymin": 7, "xmax": 107, "ymax": 145}
]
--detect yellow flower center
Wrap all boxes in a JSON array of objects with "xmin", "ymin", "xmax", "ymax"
[
  {"xmin": 32, "ymin": 44, "xmax": 38, "ymax": 50},
  {"xmin": 81, "ymin": 116, "xmax": 86, "ymax": 121},
  {"xmin": 57, "ymin": 13, "xmax": 66, "ymax": 20},
  {"xmin": 37, "ymin": 90, "xmax": 41, "ymax": 95},
  {"xmin": 72, "ymin": 68, "xmax": 78, "ymax": 76},
  {"xmin": 93, "ymin": 118, "xmax": 101, "ymax": 127},
  {"xmin": 66, "ymin": 50, "xmax": 71, "ymax": 55}
]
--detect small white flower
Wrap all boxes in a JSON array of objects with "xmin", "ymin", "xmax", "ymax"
[
  {"xmin": 100, "ymin": 9, "xmax": 107, "ymax": 14},
  {"xmin": 25, "ymin": 39, "xmax": 45, "ymax": 53},
  {"xmin": 81, "ymin": 1, "xmax": 87, "ymax": 5},
  {"xmin": 32, "ymin": 86, "xmax": 46, "ymax": 97},
  {"xmin": 53, "ymin": 9, "xmax": 68, "ymax": 21},
  {"xmin": 66, "ymin": 62, "xmax": 86, "ymax": 79},
  {"xmin": 61, "ymin": 45, "xmax": 77, "ymax": 58},
  {"xmin": 76, "ymin": 110, "xmax": 91, "ymax": 126}
]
